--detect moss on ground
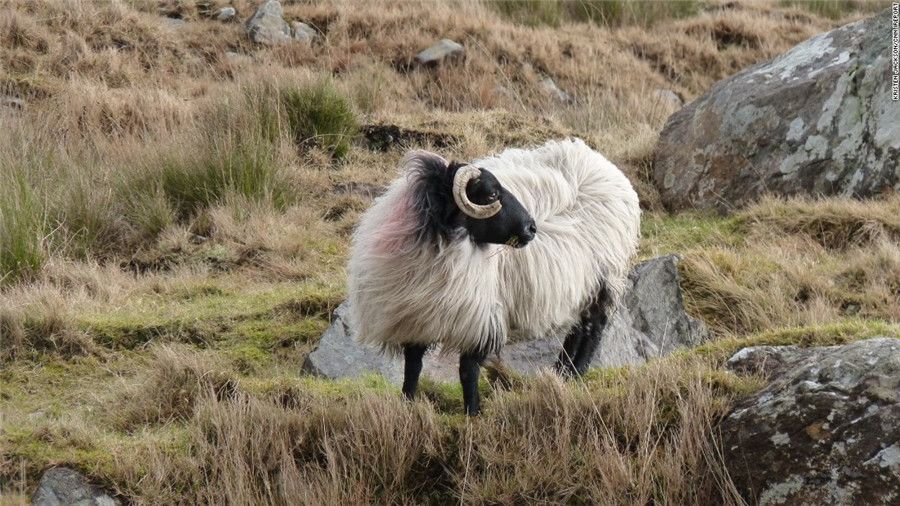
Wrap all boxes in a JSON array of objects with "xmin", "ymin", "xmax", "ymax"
[
  {"xmin": 639, "ymin": 213, "xmax": 742, "ymax": 259},
  {"xmin": 75, "ymin": 280, "xmax": 340, "ymax": 353}
]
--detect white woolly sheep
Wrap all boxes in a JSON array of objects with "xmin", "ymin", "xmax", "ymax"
[{"xmin": 348, "ymin": 138, "xmax": 641, "ymax": 414}]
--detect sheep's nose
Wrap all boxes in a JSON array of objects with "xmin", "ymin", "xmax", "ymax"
[{"xmin": 519, "ymin": 221, "xmax": 537, "ymax": 245}]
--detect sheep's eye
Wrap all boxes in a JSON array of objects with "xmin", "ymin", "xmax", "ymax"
[{"xmin": 489, "ymin": 192, "xmax": 499, "ymax": 201}]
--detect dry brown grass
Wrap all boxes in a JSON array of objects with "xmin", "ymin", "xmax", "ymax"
[
  {"xmin": 737, "ymin": 195, "xmax": 900, "ymax": 250},
  {"xmin": 57, "ymin": 347, "xmax": 748, "ymax": 505},
  {"xmin": 0, "ymin": 293, "xmax": 94, "ymax": 362},
  {"xmin": 457, "ymin": 365, "xmax": 744, "ymax": 505},
  {"xmin": 113, "ymin": 344, "xmax": 238, "ymax": 429},
  {"xmin": 680, "ymin": 196, "xmax": 900, "ymax": 335}
]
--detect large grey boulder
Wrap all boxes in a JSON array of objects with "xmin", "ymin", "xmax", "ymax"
[
  {"xmin": 653, "ymin": 9, "xmax": 899, "ymax": 211},
  {"xmin": 31, "ymin": 467, "xmax": 120, "ymax": 506},
  {"xmin": 722, "ymin": 338, "xmax": 900, "ymax": 505},
  {"xmin": 303, "ymin": 255, "xmax": 708, "ymax": 383},
  {"xmin": 246, "ymin": 0, "xmax": 290, "ymax": 45}
]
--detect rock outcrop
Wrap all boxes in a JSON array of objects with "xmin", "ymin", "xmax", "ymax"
[
  {"xmin": 303, "ymin": 255, "xmax": 708, "ymax": 383},
  {"xmin": 722, "ymin": 337, "xmax": 900, "ymax": 505},
  {"xmin": 653, "ymin": 9, "xmax": 899, "ymax": 211},
  {"xmin": 31, "ymin": 467, "xmax": 120, "ymax": 506},
  {"xmin": 246, "ymin": 0, "xmax": 291, "ymax": 45}
]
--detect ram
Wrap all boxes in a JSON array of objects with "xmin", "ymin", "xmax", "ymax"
[{"xmin": 348, "ymin": 139, "xmax": 640, "ymax": 414}]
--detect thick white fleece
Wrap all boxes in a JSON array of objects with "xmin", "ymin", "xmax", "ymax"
[{"xmin": 348, "ymin": 138, "xmax": 640, "ymax": 355}]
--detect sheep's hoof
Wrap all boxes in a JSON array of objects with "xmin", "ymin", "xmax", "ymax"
[{"xmin": 553, "ymin": 360, "xmax": 578, "ymax": 379}]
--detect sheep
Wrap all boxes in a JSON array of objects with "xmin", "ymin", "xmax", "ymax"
[{"xmin": 348, "ymin": 138, "xmax": 641, "ymax": 415}]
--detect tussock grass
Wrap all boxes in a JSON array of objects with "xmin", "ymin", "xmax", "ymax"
[
  {"xmin": 155, "ymin": 135, "xmax": 284, "ymax": 220},
  {"xmin": 676, "ymin": 196, "xmax": 900, "ymax": 335},
  {"xmin": 144, "ymin": 83, "xmax": 296, "ymax": 221},
  {"xmin": 780, "ymin": 0, "xmax": 892, "ymax": 19},
  {"xmin": 457, "ymin": 363, "xmax": 743, "ymax": 505},
  {"xmin": 0, "ymin": 172, "xmax": 46, "ymax": 284},
  {"xmin": 190, "ymin": 392, "xmax": 447, "ymax": 504},
  {"xmin": 114, "ymin": 344, "xmax": 237, "ymax": 429},
  {"xmin": 736, "ymin": 194, "xmax": 900, "ymax": 250},
  {"xmin": 3, "ymin": 346, "xmax": 750, "ymax": 504},
  {"xmin": 493, "ymin": 0, "xmax": 700, "ymax": 28},
  {"xmin": 280, "ymin": 79, "xmax": 359, "ymax": 159},
  {"xmin": 0, "ymin": 298, "xmax": 93, "ymax": 362}
]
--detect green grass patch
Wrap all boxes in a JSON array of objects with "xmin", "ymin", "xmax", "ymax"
[
  {"xmin": 156, "ymin": 136, "xmax": 285, "ymax": 220},
  {"xmin": 2, "ymin": 426, "xmax": 117, "ymax": 482},
  {"xmin": 280, "ymin": 79, "xmax": 359, "ymax": 159},
  {"xmin": 417, "ymin": 377, "xmax": 465, "ymax": 413},
  {"xmin": 0, "ymin": 172, "xmax": 46, "ymax": 284},
  {"xmin": 686, "ymin": 318, "xmax": 900, "ymax": 362},
  {"xmin": 493, "ymin": 0, "xmax": 700, "ymax": 28},
  {"xmin": 241, "ymin": 373, "xmax": 397, "ymax": 403},
  {"xmin": 639, "ymin": 212, "xmax": 742, "ymax": 259},
  {"xmin": 1, "ymin": 420, "xmax": 192, "ymax": 497},
  {"xmin": 779, "ymin": 0, "xmax": 892, "ymax": 19},
  {"xmin": 77, "ymin": 281, "xmax": 341, "ymax": 351},
  {"xmin": 226, "ymin": 318, "xmax": 327, "ymax": 349}
]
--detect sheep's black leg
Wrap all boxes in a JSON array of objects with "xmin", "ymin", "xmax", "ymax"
[
  {"xmin": 460, "ymin": 349, "xmax": 487, "ymax": 416},
  {"xmin": 571, "ymin": 299, "xmax": 609, "ymax": 376},
  {"xmin": 555, "ymin": 288, "xmax": 610, "ymax": 378},
  {"xmin": 555, "ymin": 324, "xmax": 584, "ymax": 378},
  {"xmin": 402, "ymin": 344, "xmax": 428, "ymax": 400}
]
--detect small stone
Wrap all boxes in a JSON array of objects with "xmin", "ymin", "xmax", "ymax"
[
  {"xmin": 1, "ymin": 95, "xmax": 24, "ymax": 110},
  {"xmin": 493, "ymin": 85, "xmax": 515, "ymax": 100},
  {"xmin": 32, "ymin": 467, "xmax": 121, "ymax": 506},
  {"xmin": 224, "ymin": 51, "xmax": 242, "ymax": 60},
  {"xmin": 653, "ymin": 88, "xmax": 683, "ymax": 107},
  {"xmin": 216, "ymin": 6, "xmax": 236, "ymax": 22},
  {"xmin": 246, "ymin": 0, "xmax": 291, "ymax": 45},
  {"xmin": 540, "ymin": 77, "xmax": 573, "ymax": 104},
  {"xmin": 414, "ymin": 39, "xmax": 464, "ymax": 66},
  {"xmin": 162, "ymin": 17, "xmax": 186, "ymax": 28},
  {"xmin": 291, "ymin": 21, "xmax": 316, "ymax": 43}
]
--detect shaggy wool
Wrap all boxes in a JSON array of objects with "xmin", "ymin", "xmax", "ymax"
[{"xmin": 348, "ymin": 139, "xmax": 640, "ymax": 355}]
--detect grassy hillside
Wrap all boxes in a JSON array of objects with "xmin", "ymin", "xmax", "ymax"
[{"xmin": 1, "ymin": 0, "xmax": 897, "ymax": 504}]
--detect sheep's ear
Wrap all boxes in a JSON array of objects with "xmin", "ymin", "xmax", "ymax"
[
  {"xmin": 447, "ymin": 160, "xmax": 467, "ymax": 172},
  {"xmin": 402, "ymin": 149, "xmax": 448, "ymax": 170}
]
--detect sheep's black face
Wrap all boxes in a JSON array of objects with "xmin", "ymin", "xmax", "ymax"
[{"xmin": 460, "ymin": 168, "xmax": 536, "ymax": 248}]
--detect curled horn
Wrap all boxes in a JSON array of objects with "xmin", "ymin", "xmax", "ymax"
[{"xmin": 452, "ymin": 165, "xmax": 502, "ymax": 219}]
